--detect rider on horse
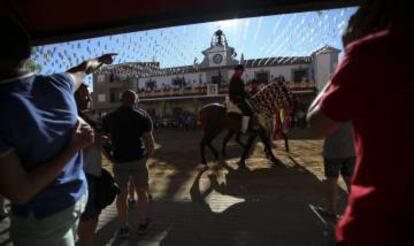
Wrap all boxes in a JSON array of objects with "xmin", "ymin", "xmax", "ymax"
[{"xmin": 229, "ymin": 65, "xmax": 255, "ymax": 133}]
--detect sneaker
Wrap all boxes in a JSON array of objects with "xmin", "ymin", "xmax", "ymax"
[
  {"xmin": 118, "ymin": 227, "xmax": 130, "ymax": 238},
  {"xmin": 137, "ymin": 218, "xmax": 151, "ymax": 235}
]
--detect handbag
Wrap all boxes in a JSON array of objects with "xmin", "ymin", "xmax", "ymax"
[{"xmin": 95, "ymin": 168, "xmax": 120, "ymax": 209}]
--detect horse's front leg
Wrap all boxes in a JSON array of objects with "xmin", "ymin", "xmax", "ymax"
[
  {"xmin": 259, "ymin": 129, "xmax": 280, "ymax": 165},
  {"xmin": 234, "ymin": 133, "xmax": 246, "ymax": 149},
  {"xmin": 283, "ymin": 132, "xmax": 290, "ymax": 152},
  {"xmin": 200, "ymin": 128, "xmax": 221, "ymax": 165}
]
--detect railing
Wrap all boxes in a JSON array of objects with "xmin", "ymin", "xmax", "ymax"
[{"xmin": 137, "ymin": 82, "xmax": 315, "ymax": 99}]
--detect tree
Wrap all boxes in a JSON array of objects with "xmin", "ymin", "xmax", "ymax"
[{"xmin": 23, "ymin": 59, "xmax": 42, "ymax": 72}]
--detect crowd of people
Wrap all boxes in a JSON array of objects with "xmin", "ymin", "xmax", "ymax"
[{"xmin": 1, "ymin": 1, "xmax": 413, "ymax": 246}]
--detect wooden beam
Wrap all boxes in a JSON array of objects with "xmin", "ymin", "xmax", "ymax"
[{"xmin": 10, "ymin": 0, "xmax": 361, "ymax": 45}]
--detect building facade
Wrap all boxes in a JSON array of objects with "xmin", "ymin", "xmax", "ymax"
[{"xmin": 92, "ymin": 30, "xmax": 339, "ymax": 118}]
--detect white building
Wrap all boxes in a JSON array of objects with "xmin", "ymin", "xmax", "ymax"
[{"xmin": 93, "ymin": 30, "xmax": 340, "ymax": 117}]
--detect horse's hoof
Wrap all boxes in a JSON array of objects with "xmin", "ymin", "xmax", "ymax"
[
  {"xmin": 239, "ymin": 164, "xmax": 248, "ymax": 170},
  {"xmin": 238, "ymin": 161, "xmax": 247, "ymax": 168},
  {"xmin": 271, "ymin": 158, "xmax": 282, "ymax": 165}
]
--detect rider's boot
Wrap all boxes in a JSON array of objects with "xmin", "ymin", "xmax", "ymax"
[
  {"xmin": 241, "ymin": 116, "xmax": 250, "ymax": 133},
  {"xmin": 250, "ymin": 114, "xmax": 262, "ymax": 131}
]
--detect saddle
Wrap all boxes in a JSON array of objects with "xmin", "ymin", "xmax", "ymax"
[
  {"xmin": 225, "ymin": 99, "xmax": 243, "ymax": 115},
  {"xmin": 225, "ymin": 98, "xmax": 251, "ymax": 133}
]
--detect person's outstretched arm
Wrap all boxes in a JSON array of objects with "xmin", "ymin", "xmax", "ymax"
[
  {"xmin": 307, "ymin": 82, "xmax": 340, "ymax": 137},
  {"xmin": 67, "ymin": 53, "xmax": 117, "ymax": 91},
  {"xmin": 0, "ymin": 119, "xmax": 94, "ymax": 204}
]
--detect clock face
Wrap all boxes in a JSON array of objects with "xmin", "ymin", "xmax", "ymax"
[{"xmin": 213, "ymin": 54, "xmax": 223, "ymax": 64}]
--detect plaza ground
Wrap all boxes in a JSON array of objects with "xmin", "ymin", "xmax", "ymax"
[{"xmin": 0, "ymin": 128, "xmax": 349, "ymax": 246}]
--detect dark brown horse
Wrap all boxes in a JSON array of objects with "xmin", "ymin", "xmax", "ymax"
[
  {"xmin": 199, "ymin": 103, "xmax": 276, "ymax": 166},
  {"xmin": 199, "ymin": 81, "xmax": 293, "ymax": 166}
]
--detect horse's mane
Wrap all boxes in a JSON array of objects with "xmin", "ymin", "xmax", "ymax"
[{"xmin": 249, "ymin": 81, "xmax": 292, "ymax": 117}]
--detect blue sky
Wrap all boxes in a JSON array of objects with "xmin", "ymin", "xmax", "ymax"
[{"xmin": 32, "ymin": 7, "xmax": 357, "ymax": 83}]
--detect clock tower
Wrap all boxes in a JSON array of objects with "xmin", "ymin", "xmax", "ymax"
[{"xmin": 199, "ymin": 30, "xmax": 238, "ymax": 68}]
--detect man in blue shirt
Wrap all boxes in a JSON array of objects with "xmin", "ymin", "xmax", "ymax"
[
  {"xmin": 103, "ymin": 90, "xmax": 155, "ymax": 237},
  {"xmin": 0, "ymin": 16, "xmax": 115, "ymax": 245}
]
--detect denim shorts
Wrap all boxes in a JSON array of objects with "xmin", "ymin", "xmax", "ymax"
[
  {"xmin": 324, "ymin": 157, "xmax": 356, "ymax": 178},
  {"xmin": 10, "ymin": 193, "xmax": 87, "ymax": 246}
]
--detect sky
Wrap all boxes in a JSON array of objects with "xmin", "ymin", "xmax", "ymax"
[{"xmin": 31, "ymin": 7, "xmax": 357, "ymax": 84}]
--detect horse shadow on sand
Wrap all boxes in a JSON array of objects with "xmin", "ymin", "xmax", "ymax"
[
  {"xmin": 93, "ymin": 159, "xmax": 345, "ymax": 246},
  {"xmin": 157, "ymin": 160, "xmax": 340, "ymax": 246},
  {"xmin": 93, "ymin": 129, "xmax": 346, "ymax": 245}
]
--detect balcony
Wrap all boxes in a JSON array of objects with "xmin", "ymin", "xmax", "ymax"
[{"xmin": 137, "ymin": 82, "xmax": 316, "ymax": 99}]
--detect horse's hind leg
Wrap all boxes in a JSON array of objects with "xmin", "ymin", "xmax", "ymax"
[
  {"xmin": 240, "ymin": 134, "xmax": 257, "ymax": 167},
  {"xmin": 200, "ymin": 134, "xmax": 209, "ymax": 165},
  {"xmin": 222, "ymin": 131, "xmax": 235, "ymax": 157},
  {"xmin": 208, "ymin": 142, "xmax": 219, "ymax": 161},
  {"xmin": 200, "ymin": 128, "xmax": 221, "ymax": 164},
  {"xmin": 209, "ymin": 129, "xmax": 222, "ymax": 161}
]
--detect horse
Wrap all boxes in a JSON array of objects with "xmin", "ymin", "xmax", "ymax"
[
  {"xmin": 199, "ymin": 82, "xmax": 293, "ymax": 166},
  {"xmin": 222, "ymin": 107, "xmax": 293, "ymax": 157}
]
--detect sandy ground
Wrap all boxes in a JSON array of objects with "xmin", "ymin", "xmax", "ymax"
[{"xmin": 1, "ymin": 128, "xmax": 350, "ymax": 246}]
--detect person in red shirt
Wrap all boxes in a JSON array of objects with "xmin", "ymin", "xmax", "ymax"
[{"xmin": 307, "ymin": 1, "xmax": 413, "ymax": 245}]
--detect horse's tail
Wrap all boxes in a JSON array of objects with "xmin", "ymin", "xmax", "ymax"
[
  {"xmin": 197, "ymin": 111, "xmax": 207, "ymax": 131},
  {"xmin": 198, "ymin": 103, "xmax": 225, "ymax": 132}
]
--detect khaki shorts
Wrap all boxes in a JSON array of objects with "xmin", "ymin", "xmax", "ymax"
[
  {"xmin": 113, "ymin": 159, "xmax": 148, "ymax": 190},
  {"xmin": 11, "ymin": 193, "xmax": 87, "ymax": 246}
]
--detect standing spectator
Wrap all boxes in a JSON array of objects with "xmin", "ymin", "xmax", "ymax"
[
  {"xmin": 0, "ymin": 16, "xmax": 114, "ymax": 246},
  {"xmin": 103, "ymin": 90, "xmax": 155, "ymax": 237},
  {"xmin": 316, "ymin": 123, "xmax": 355, "ymax": 218},
  {"xmin": 75, "ymin": 84, "xmax": 108, "ymax": 246},
  {"xmin": 307, "ymin": 1, "xmax": 413, "ymax": 245}
]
